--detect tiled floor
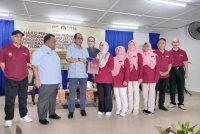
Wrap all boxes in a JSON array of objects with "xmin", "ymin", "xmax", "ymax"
[{"xmin": 0, "ymin": 93, "xmax": 199, "ymax": 134}]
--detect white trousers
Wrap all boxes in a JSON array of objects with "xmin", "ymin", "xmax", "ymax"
[
  {"xmin": 142, "ymin": 83, "xmax": 156, "ymax": 112},
  {"xmin": 114, "ymin": 87, "xmax": 128, "ymax": 113},
  {"xmin": 128, "ymin": 81, "xmax": 140, "ymax": 111}
]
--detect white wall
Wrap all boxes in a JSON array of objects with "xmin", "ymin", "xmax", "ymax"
[
  {"xmin": 134, "ymin": 32, "xmax": 149, "ymax": 51},
  {"xmin": 160, "ymin": 27, "xmax": 200, "ymax": 92}
]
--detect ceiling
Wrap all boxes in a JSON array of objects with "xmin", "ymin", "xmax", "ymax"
[{"xmin": 0, "ymin": 0, "xmax": 200, "ymax": 32}]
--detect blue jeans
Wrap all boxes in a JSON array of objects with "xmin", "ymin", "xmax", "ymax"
[{"xmin": 68, "ymin": 78, "xmax": 87, "ymax": 112}]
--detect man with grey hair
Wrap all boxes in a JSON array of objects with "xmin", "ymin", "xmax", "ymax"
[{"xmin": 168, "ymin": 38, "xmax": 188, "ymax": 110}]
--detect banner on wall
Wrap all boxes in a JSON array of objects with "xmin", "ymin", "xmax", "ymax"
[
  {"xmin": 16, "ymin": 21, "xmax": 79, "ymax": 51},
  {"xmin": 15, "ymin": 20, "xmax": 106, "ymax": 51}
]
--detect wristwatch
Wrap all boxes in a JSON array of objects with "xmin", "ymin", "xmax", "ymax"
[{"xmin": 78, "ymin": 58, "xmax": 80, "ymax": 61}]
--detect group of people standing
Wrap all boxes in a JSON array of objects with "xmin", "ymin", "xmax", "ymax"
[
  {"xmin": 0, "ymin": 30, "xmax": 188, "ymax": 127},
  {"xmin": 88, "ymin": 36, "xmax": 188, "ymax": 117}
]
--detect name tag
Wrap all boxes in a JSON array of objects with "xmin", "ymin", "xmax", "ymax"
[
  {"xmin": 179, "ymin": 55, "xmax": 183, "ymax": 56},
  {"xmin": 8, "ymin": 52, "xmax": 12, "ymax": 56},
  {"xmin": 165, "ymin": 55, "xmax": 169, "ymax": 58},
  {"xmin": 22, "ymin": 53, "xmax": 27, "ymax": 56}
]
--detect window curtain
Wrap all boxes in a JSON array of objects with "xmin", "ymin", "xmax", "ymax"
[
  {"xmin": 0, "ymin": 19, "xmax": 14, "ymax": 96},
  {"xmin": 149, "ymin": 33, "xmax": 160, "ymax": 50},
  {"xmin": 105, "ymin": 30, "xmax": 133, "ymax": 56}
]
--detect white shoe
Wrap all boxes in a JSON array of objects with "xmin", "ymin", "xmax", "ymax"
[
  {"xmin": 115, "ymin": 110, "xmax": 121, "ymax": 115},
  {"xmin": 179, "ymin": 105, "xmax": 186, "ymax": 110},
  {"xmin": 98, "ymin": 112, "xmax": 104, "ymax": 115},
  {"xmin": 120, "ymin": 112, "xmax": 126, "ymax": 117},
  {"xmin": 127, "ymin": 109, "xmax": 133, "ymax": 114},
  {"xmin": 105, "ymin": 112, "xmax": 112, "ymax": 116},
  {"xmin": 168, "ymin": 104, "xmax": 176, "ymax": 108},
  {"xmin": 5, "ymin": 120, "xmax": 12, "ymax": 127},
  {"xmin": 133, "ymin": 110, "xmax": 139, "ymax": 115},
  {"xmin": 20, "ymin": 115, "xmax": 33, "ymax": 123}
]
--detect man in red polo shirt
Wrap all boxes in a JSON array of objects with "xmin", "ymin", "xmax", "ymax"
[
  {"xmin": 0, "ymin": 30, "xmax": 32, "ymax": 127},
  {"xmin": 168, "ymin": 38, "xmax": 188, "ymax": 110},
  {"xmin": 154, "ymin": 38, "xmax": 173, "ymax": 111}
]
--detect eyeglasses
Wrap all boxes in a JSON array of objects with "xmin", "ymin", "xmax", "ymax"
[
  {"xmin": 88, "ymin": 40, "xmax": 95, "ymax": 42},
  {"xmin": 173, "ymin": 41, "xmax": 179, "ymax": 43},
  {"xmin": 77, "ymin": 37, "xmax": 83, "ymax": 40}
]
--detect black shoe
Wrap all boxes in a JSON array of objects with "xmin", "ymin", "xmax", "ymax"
[
  {"xmin": 159, "ymin": 106, "xmax": 168, "ymax": 111},
  {"xmin": 145, "ymin": 110, "xmax": 153, "ymax": 115},
  {"xmin": 49, "ymin": 113, "xmax": 61, "ymax": 119},
  {"xmin": 143, "ymin": 109, "xmax": 148, "ymax": 113},
  {"xmin": 39, "ymin": 119, "xmax": 49, "ymax": 125},
  {"xmin": 80, "ymin": 110, "xmax": 87, "ymax": 117},
  {"xmin": 68, "ymin": 112, "xmax": 74, "ymax": 119}
]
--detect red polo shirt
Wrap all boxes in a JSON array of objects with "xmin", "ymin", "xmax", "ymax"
[
  {"xmin": 142, "ymin": 56, "xmax": 160, "ymax": 83},
  {"xmin": 94, "ymin": 55, "xmax": 114, "ymax": 84},
  {"xmin": 170, "ymin": 48, "xmax": 188, "ymax": 67},
  {"xmin": 154, "ymin": 50, "xmax": 173, "ymax": 78},
  {"xmin": 129, "ymin": 53, "xmax": 143, "ymax": 81},
  {"xmin": 113, "ymin": 58, "xmax": 130, "ymax": 88},
  {"xmin": 0, "ymin": 44, "xmax": 30, "ymax": 81}
]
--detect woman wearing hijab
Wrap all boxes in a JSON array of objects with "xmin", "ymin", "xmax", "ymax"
[
  {"xmin": 127, "ymin": 40, "xmax": 143, "ymax": 115},
  {"xmin": 141, "ymin": 42, "xmax": 160, "ymax": 115},
  {"xmin": 94, "ymin": 41, "xmax": 114, "ymax": 116},
  {"xmin": 112, "ymin": 46, "xmax": 130, "ymax": 117}
]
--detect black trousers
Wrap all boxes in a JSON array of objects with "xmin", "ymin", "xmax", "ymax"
[
  {"xmin": 4, "ymin": 77, "xmax": 28, "ymax": 120},
  {"xmin": 97, "ymin": 83, "xmax": 113, "ymax": 112},
  {"xmin": 156, "ymin": 78, "xmax": 168, "ymax": 107},
  {"xmin": 169, "ymin": 67, "xmax": 185, "ymax": 105}
]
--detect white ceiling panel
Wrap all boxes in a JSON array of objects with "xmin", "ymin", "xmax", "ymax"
[
  {"xmin": 99, "ymin": 12, "xmax": 139, "ymax": 25},
  {"xmin": 178, "ymin": 0, "xmax": 200, "ymax": 4},
  {"xmin": 70, "ymin": 0, "xmax": 117, "ymax": 10},
  {"xmin": 24, "ymin": 1, "xmax": 68, "ymax": 18},
  {"xmin": 154, "ymin": 19, "xmax": 192, "ymax": 28},
  {"xmin": 144, "ymin": 4, "xmax": 194, "ymax": 18},
  {"xmin": 176, "ymin": 7, "xmax": 200, "ymax": 21},
  {"xmin": 0, "ymin": 0, "xmax": 199, "ymax": 32},
  {"xmin": 0, "ymin": 0, "xmax": 27, "ymax": 14},
  {"xmin": 111, "ymin": 0, "xmax": 155, "ymax": 15},
  {"xmin": 134, "ymin": 16, "xmax": 167, "ymax": 26},
  {"xmin": 24, "ymin": 0, "xmax": 70, "ymax": 5},
  {"xmin": 64, "ymin": 7, "xmax": 105, "ymax": 22}
]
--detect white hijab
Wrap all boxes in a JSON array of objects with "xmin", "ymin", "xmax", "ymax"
[{"xmin": 97, "ymin": 41, "xmax": 110, "ymax": 68}]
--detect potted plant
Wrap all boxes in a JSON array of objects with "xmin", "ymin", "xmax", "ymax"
[{"xmin": 157, "ymin": 122, "xmax": 200, "ymax": 134}]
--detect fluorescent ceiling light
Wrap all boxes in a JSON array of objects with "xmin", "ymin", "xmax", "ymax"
[
  {"xmin": 50, "ymin": 18, "xmax": 83, "ymax": 24},
  {"xmin": 0, "ymin": 13, "xmax": 9, "ymax": 17},
  {"xmin": 149, "ymin": 0, "xmax": 187, "ymax": 7},
  {"xmin": 111, "ymin": 25, "xmax": 139, "ymax": 30},
  {"xmin": 113, "ymin": 22, "xmax": 140, "ymax": 27}
]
